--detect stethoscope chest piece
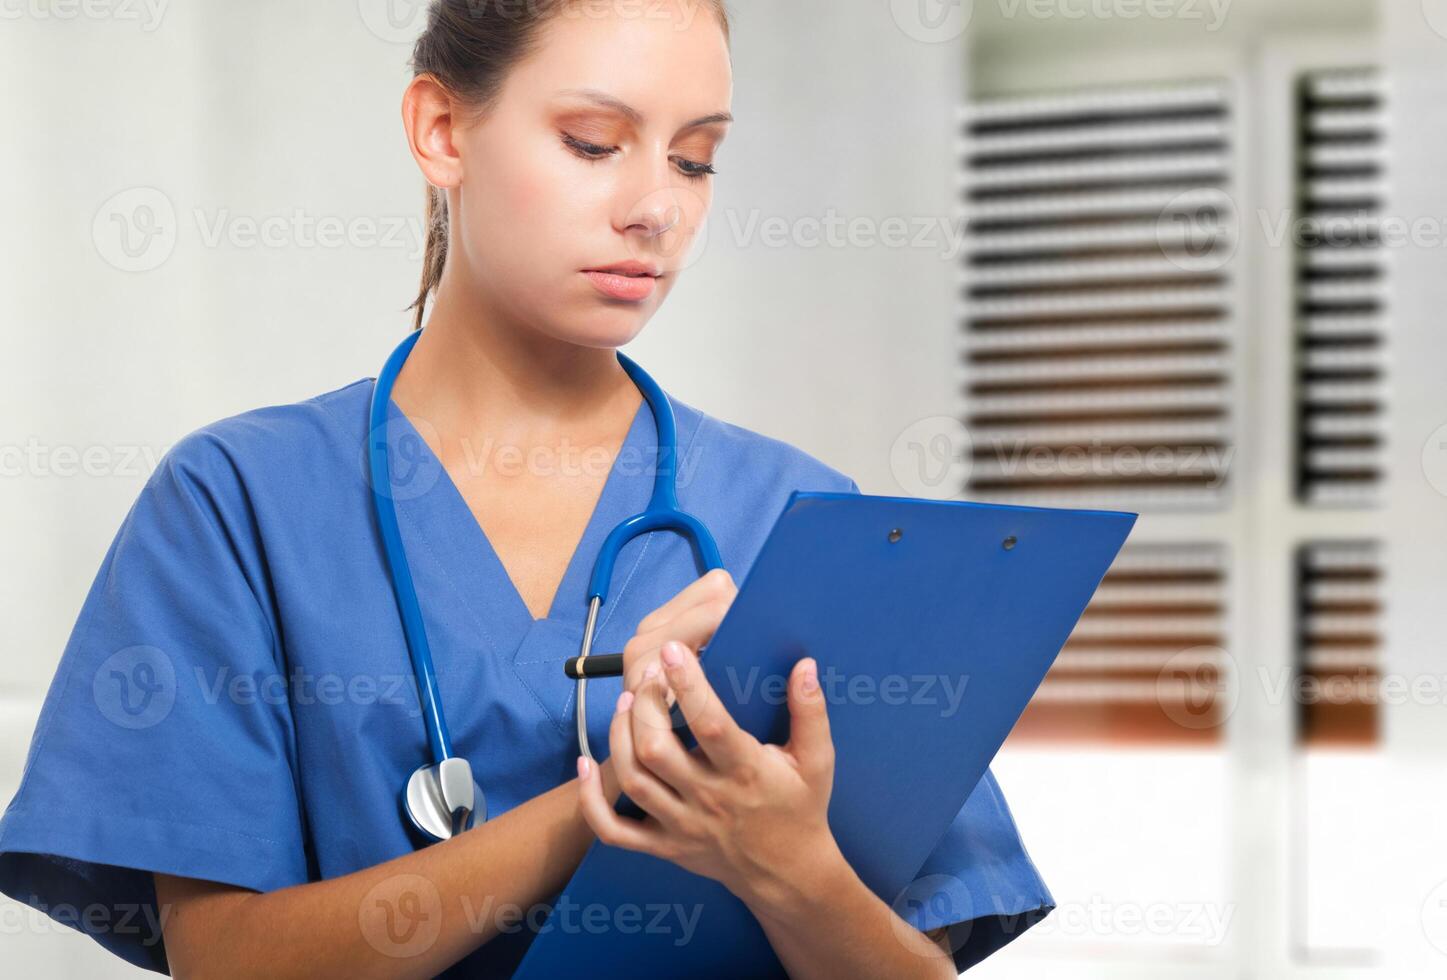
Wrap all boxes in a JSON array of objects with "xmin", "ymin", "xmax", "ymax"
[{"xmin": 404, "ymin": 759, "xmax": 487, "ymax": 842}]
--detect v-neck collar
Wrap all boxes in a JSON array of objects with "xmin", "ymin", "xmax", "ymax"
[{"xmin": 380, "ymin": 387, "xmax": 654, "ymax": 640}]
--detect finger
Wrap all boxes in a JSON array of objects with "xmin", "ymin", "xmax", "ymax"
[
  {"xmin": 660, "ymin": 640, "xmax": 753, "ymax": 772},
  {"xmin": 783, "ymin": 657, "xmax": 835, "ymax": 785},
  {"xmin": 623, "ymin": 571, "xmax": 737, "ymax": 692},
  {"xmin": 630, "ymin": 661, "xmax": 709, "ymax": 790},
  {"xmin": 624, "ymin": 649, "xmax": 663, "ymax": 693},
  {"xmin": 576, "ymin": 754, "xmax": 672, "ymax": 857},
  {"xmin": 634, "ymin": 568, "xmax": 735, "ymax": 635},
  {"xmin": 624, "ymin": 587, "xmax": 734, "ymax": 688},
  {"xmin": 624, "ymin": 596, "xmax": 728, "ymax": 700},
  {"xmin": 622, "ymin": 648, "xmax": 677, "ymax": 715},
  {"xmin": 632, "ymin": 600, "xmax": 733, "ymax": 665},
  {"xmin": 606, "ymin": 688, "xmax": 690, "ymax": 828}
]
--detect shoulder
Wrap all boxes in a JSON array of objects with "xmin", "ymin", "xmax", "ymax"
[
  {"xmin": 669, "ymin": 395, "xmax": 859, "ymax": 496},
  {"xmin": 147, "ymin": 377, "xmax": 372, "ymax": 502}
]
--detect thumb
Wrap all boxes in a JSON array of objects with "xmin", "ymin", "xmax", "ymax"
[{"xmin": 784, "ymin": 657, "xmax": 834, "ymax": 783}]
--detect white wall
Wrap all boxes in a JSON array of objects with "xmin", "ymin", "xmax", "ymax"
[
  {"xmin": 1378, "ymin": 2, "xmax": 1447, "ymax": 977},
  {"xmin": 0, "ymin": 1, "xmax": 962, "ymax": 973}
]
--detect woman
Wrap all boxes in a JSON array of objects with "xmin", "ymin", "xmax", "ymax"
[{"xmin": 0, "ymin": 1, "xmax": 1054, "ymax": 976}]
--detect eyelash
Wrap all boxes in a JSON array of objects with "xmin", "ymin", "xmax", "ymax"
[{"xmin": 560, "ymin": 132, "xmax": 717, "ymax": 182}]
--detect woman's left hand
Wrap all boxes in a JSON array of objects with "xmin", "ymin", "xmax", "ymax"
[{"xmin": 576, "ymin": 639, "xmax": 843, "ymax": 915}]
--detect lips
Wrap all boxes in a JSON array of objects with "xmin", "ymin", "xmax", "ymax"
[
  {"xmin": 582, "ymin": 267, "xmax": 660, "ymax": 301},
  {"xmin": 583, "ymin": 260, "xmax": 660, "ymax": 279}
]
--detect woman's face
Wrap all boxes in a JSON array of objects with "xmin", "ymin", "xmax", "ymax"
[{"xmin": 438, "ymin": 1, "xmax": 732, "ymax": 350}]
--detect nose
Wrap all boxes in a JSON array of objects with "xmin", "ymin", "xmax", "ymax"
[
  {"xmin": 619, "ymin": 147, "xmax": 690, "ymax": 243},
  {"xmin": 642, "ymin": 203, "xmax": 682, "ymax": 237},
  {"xmin": 625, "ymin": 189, "xmax": 684, "ymax": 240}
]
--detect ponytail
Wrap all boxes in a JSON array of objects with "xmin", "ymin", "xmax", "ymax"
[{"xmin": 408, "ymin": 183, "xmax": 449, "ymax": 332}]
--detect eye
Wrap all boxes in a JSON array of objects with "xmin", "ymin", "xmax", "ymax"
[
  {"xmin": 561, "ymin": 132, "xmax": 619, "ymax": 160},
  {"xmin": 674, "ymin": 157, "xmax": 718, "ymax": 183},
  {"xmin": 562, "ymin": 132, "xmax": 718, "ymax": 182}
]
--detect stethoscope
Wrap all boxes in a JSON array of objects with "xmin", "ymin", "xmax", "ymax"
[{"xmin": 367, "ymin": 329, "xmax": 723, "ymax": 843}]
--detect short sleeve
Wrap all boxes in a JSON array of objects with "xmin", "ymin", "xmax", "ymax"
[
  {"xmin": 893, "ymin": 767, "xmax": 1055, "ymax": 972},
  {"xmin": 0, "ymin": 430, "xmax": 310, "ymax": 973}
]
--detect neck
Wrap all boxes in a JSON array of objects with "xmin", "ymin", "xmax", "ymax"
[{"xmin": 389, "ymin": 281, "xmax": 641, "ymax": 457}]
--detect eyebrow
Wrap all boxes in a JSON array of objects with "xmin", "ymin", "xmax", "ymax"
[{"xmin": 552, "ymin": 88, "xmax": 733, "ymax": 131}]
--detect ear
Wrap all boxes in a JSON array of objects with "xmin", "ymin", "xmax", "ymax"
[{"xmin": 402, "ymin": 74, "xmax": 465, "ymax": 192}]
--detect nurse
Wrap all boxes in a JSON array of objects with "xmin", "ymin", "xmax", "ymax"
[{"xmin": 0, "ymin": 1, "xmax": 1054, "ymax": 977}]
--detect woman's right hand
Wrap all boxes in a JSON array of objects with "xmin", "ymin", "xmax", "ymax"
[
  {"xmin": 591, "ymin": 568, "xmax": 738, "ymax": 804},
  {"xmin": 620, "ymin": 567, "xmax": 738, "ymax": 696}
]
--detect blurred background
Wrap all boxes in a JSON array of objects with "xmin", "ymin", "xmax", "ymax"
[{"xmin": 3, "ymin": 0, "xmax": 1446, "ymax": 976}]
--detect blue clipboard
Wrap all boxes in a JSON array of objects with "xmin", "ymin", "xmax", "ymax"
[{"xmin": 513, "ymin": 491, "xmax": 1136, "ymax": 978}]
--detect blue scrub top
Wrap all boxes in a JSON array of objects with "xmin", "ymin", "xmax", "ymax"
[{"xmin": 0, "ymin": 372, "xmax": 1054, "ymax": 976}]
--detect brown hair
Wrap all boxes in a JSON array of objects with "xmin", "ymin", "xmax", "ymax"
[{"xmin": 405, "ymin": 0, "xmax": 732, "ymax": 332}]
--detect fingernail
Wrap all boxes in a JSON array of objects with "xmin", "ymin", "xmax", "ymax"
[
  {"xmin": 801, "ymin": 659, "xmax": 819, "ymax": 693},
  {"xmin": 661, "ymin": 642, "xmax": 683, "ymax": 667},
  {"xmin": 616, "ymin": 689, "xmax": 634, "ymax": 712},
  {"xmin": 643, "ymin": 663, "xmax": 659, "ymax": 682},
  {"xmin": 577, "ymin": 755, "xmax": 591, "ymax": 779}
]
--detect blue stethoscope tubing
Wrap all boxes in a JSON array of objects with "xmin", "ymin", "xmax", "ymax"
[{"xmin": 368, "ymin": 328, "xmax": 723, "ymax": 843}]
